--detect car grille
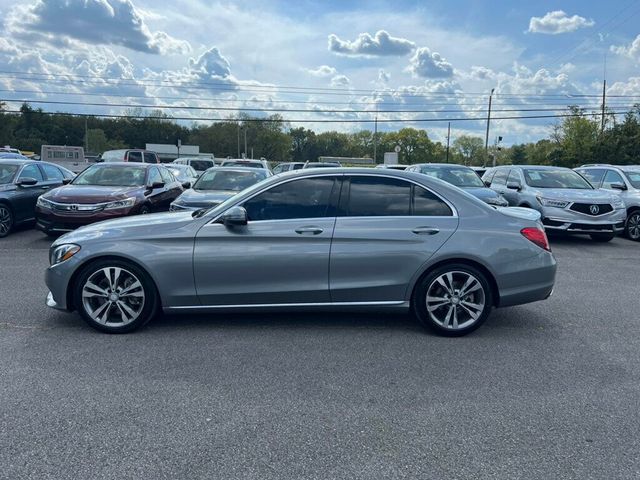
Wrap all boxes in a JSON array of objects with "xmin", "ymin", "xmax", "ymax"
[
  {"xmin": 568, "ymin": 223, "xmax": 614, "ymax": 232},
  {"xmin": 51, "ymin": 202, "xmax": 104, "ymax": 214},
  {"xmin": 542, "ymin": 219, "xmax": 565, "ymax": 227},
  {"xmin": 569, "ymin": 203, "xmax": 613, "ymax": 216}
]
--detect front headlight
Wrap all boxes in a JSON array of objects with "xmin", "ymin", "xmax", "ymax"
[
  {"xmin": 536, "ymin": 196, "xmax": 569, "ymax": 208},
  {"xmin": 50, "ymin": 244, "xmax": 81, "ymax": 266},
  {"xmin": 103, "ymin": 197, "xmax": 136, "ymax": 210},
  {"xmin": 37, "ymin": 196, "xmax": 53, "ymax": 209}
]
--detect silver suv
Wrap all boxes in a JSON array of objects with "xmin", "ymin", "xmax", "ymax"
[
  {"xmin": 483, "ymin": 165, "xmax": 626, "ymax": 242},
  {"xmin": 575, "ymin": 164, "xmax": 640, "ymax": 241}
]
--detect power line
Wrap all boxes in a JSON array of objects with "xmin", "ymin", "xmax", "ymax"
[
  {"xmin": 3, "ymin": 97, "xmax": 635, "ymax": 115},
  {"xmin": 0, "ymin": 108, "xmax": 630, "ymax": 125}
]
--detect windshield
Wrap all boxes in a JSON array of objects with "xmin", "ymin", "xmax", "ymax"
[
  {"xmin": 194, "ymin": 169, "xmax": 266, "ymax": 191},
  {"xmin": 189, "ymin": 160, "xmax": 214, "ymax": 171},
  {"xmin": 624, "ymin": 170, "xmax": 640, "ymax": 189},
  {"xmin": 0, "ymin": 164, "xmax": 19, "ymax": 184},
  {"xmin": 419, "ymin": 166, "xmax": 484, "ymax": 188},
  {"xmin": 523, "ymin": 169, "xmax": 592, "ymax": 189},
  {"xmin": 72, "ymin": 165, "xmax": 147, "ymax": 187}
]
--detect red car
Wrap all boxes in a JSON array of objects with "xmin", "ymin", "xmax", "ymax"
[{"xmin": 35, "ymin": 162, "xmax": 184, "ymax": 235}]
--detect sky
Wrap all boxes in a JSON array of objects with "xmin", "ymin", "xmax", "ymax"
[{"xmin": 1, "ymin": 0, "xmax": 640, "ymax": 146}]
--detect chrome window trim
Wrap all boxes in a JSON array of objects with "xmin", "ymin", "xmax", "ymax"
[{"xmin": 205, "ymin": 172, "xmax": 458, "ymax": 226}]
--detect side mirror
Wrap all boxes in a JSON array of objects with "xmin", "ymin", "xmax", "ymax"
[
  {"xmin": 221, "ymin": 206, "xmax": 248, "ymax": 226},
  {"xmin": 62, "ymin": 178, "xmax": 72, "ymax": 185},
  {"xmin": 182, "ymin": 181, "xmax": 191, "ymax": 189},
  {"xmin": 149, "ymin": 181, "xmax": 165, "ymax": 189},
  {"xmin": 16, "ymin": 177, "xmax": 38, "ymax": 186},
  {"xmin": 610, "ymin": 182, "xmax": 627, "ymax": 191},
  {"xmin": 506, "ymin": 181, "xmax": 521, "ymax": 190}
]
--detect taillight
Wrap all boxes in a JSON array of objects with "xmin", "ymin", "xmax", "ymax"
[{"xmin": 521, "ymin": 227, "xmax": 551, "ymax": 252}]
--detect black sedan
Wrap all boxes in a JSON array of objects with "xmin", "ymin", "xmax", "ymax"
[{"xmin": 0, "ymin": 159, "xmax": 75, "ymax": 237}]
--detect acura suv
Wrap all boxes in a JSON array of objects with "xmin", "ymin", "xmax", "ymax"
[
  {"xmin": 575, "ymin": 164, "xmax": 640, "ymax": 241},
  {"xmin": 483, "ymin": 165, "xmax": 626, "ymax": 242}
]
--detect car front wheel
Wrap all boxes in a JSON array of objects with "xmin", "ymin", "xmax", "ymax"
[
  {"xmin": 625, "ymin": 211, "xmax": 640, "ymax": 241},
  {"xmin": 0, "ymin": 204, "xmax": 13, "ymax": 238},
  {"xmin": 412, "ymin": 264, "xmax": 493, "ymax": 336},
  {"xmin": 74, "ymin": 259, "xmax": 158, "ymax": 333}
]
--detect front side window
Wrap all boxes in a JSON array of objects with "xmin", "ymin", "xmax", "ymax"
[
  {"xmin": 523, "ymin": 169, "xmax": 592, "ymax": 189},
  {"xmin": 491, "ymin": 169, "xmax": 509, "ymax": 186},
  {"xmin": 147, "ymin": 167, "xmax": 163, "ymax": 185},
  {"xmin": 18, "ymin": 164, "xmax": 44, "ymax": 182},
  {"xmin": 624, "ymin": 170, "xmax": 640, "ymax": 189},
  {"xmin": 601, "ymin": 170, "xmax": 625, "ymax": 189},
  {"xmin": 159, "ymin": 167, "xmax": 175, "ymax": 184},
  {"xmin": 0, "ymin": 164, "xmax": 19, "ymax": 185},
  {"xmin": 244, "ymin": 177, "xmax": 337, "ymax": 221},
  {"xmin": 507, "ymin": 169, "xmax": 522, "ymax": 185},
  {"xmin": 576, "ymin": 169, "xmax": 605, "ymax": 187}
]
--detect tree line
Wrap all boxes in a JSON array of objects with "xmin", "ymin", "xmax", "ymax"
[{"xmin": 1, "ymin": 103, "xmax": 640, "ymax": 167}]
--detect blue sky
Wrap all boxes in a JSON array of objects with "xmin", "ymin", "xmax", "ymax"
[{"xmin": 0, "ymin": 0, "xmax": 639, "ymax": 145}]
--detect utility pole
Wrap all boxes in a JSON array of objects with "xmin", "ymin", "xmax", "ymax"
[
  {"xmin": 445, "ymin": 122, "xmax": 451, "ymax": 163},
  {"xmin": 237, "ymin": 123, "xmax": 240, "ymax": 158},
  {"xmin": 84, "ymin": 117, "xmax": 88, "ymax": 153},
  {"xmin": 601, "ymin": 53, "xmax": 607, "ymax": 133},
  {"xmin": 373, "ymin": 115, "xmax": 378, "ymax": 164},
  {"xmin": 244, "ymin": 128, "xmax": 247, "ymax": 158},
  {"xmin": 485, "ymin": 88, "xmax": 495, "ymax": 151}
]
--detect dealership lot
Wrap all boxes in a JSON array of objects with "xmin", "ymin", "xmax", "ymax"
[{"xmin": 1, "ymin": 228, "xmax": 639, "ymax": 479}]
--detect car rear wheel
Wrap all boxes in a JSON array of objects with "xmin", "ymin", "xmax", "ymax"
[
  {"xmin": 412, "ymin": 264, "xmax": 492, "ymax": 336},
  {"xmin": 74, "ymin": 259, "xmax": 158, "ymax": 333},
  {"xmin": 0, "ymin": 204, "xmax": 13, "ymax": 238},
  {"xmin": 589, "ymin": 233, "xmax": 615, "ymax": 242},
  {"xmin": 625, "ymin": 211, "xmax": 640, "ymax": 241}
]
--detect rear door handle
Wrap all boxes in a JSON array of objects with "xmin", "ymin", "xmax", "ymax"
[
  {"xmin": 412, "ymin": 226, "xmax": 440, "ymax": 235},
  {"xmin": 295, "ymin": 226, "xmax": 323, "ymax": 235}
]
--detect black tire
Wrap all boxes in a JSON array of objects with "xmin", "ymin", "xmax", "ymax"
[
  {"xmin": 625, "ymin": 211, "xmax": 640, "ymax": 241},
  {"xmin": 412, "ymin": 263, "xmax": 493, "ymax": 337},
  {"xmin": 139, "ymin": 204, "xmax": 151, "ymax": 215},
  {"xmin": 73, "ymin": 258, "xmax": 159, "ymax": 333},
  {"xmin": 590, "ymin": 233, "xmax": 615, "ymax": 242},
  {"xmin": 0, "ymin": 203, "xmax": 14, "ymax": 238}
]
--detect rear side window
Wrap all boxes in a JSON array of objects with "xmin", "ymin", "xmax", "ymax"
[
  {"xmin": 41, "ymin": 163, "xmax": 64, "ymax": 181},
  {"xmin": 346, "ymin": 176, "xmax": 411, "ymax": 216},
  {"xmin": 18, "ymin": 164, "xmax": 44, "ymax": 181},
  {"xmin": 128, "ymin": 151, "xmax": 143, "ymax": 163},
  {"xmin": 507, "ymin": 169, "xmax": 522, "ymax": 184},
  {"xmin": 577, "ymin": 169, "xmax": 605, "ymax": 187},
  {"xmin": 491, "ymin": 169, "xmax": 509, "ymax": 186},
  {"xmin": 143, "ymin": 152, "xmax": 157, "ymax": 163},
  {"xmin": 244, "ymin": 177, "xmax": 337, "ymax": 221},
  {"xmin": 344, "ymin": 176, "xmax": 452, "ymax": 217}
]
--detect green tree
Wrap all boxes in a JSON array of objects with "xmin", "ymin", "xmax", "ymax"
[{"xmin": 452, "ymin": 135, "xmax": 486, "ymax": 166}]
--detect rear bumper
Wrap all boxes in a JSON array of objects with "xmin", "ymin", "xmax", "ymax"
[{"xmin": 497, "ymin": 251, "xmax": 557, "ymax": 308}]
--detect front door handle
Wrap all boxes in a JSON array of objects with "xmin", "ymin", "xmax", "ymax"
[
  {"xmin": 412, "ymin": 226, "xmax": 440, "ymax": 235},
  {"xmin": 295, "ymin": 226, "xmax": 323, "ymax": 235}
]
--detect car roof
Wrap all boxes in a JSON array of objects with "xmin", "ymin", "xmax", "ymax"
[
  {"xmin": 204, "ymin": 166, "xmax": 268, "ymax": 173},
  {"xmin": 502, "ymin": 165, "xmax": 570, "ymax": 170},
  {"xmin": 90, "ymin": 162, "xmax": 150, "ymax": 168},
  {"xmin": 411, "ymin": 163, "xmax": 472, "ymax": 168}
]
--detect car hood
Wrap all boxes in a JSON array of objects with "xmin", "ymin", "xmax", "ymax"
[
  {"xmin": 534, "ymin": 188, "xmax": 615, "ymax": 203},
  {"xmin": 44, "ymin": 185, "xmax": 142, "ymax": 203},
  {"xmin": 175, "ymin": 189, "xmax": 236, "ymax": 206},
  {"xmin": 53, "ymin": 211, "xmax": 196, "ymax": 246},
  {"xmin": 463, "ymin": 186, "xmax": 502, "ymax": 201}
]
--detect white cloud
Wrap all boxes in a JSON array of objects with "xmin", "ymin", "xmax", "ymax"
[
  {"xmin": 378, "ymin": 69, "xmax": 390, "ymax": 83},
  {"xmin": 408, "ymin": 47, "xmax": 454, "ymax": 79},
  {"xmin": 611, "ymin": 34, "xmax": 640, "ymax": 61},
  {"xmin": 468, "ymin": 66, "xmax": 496, "ymax": 81},
  {"xmin": 11, "ymin": 0, "xmax": 191, "ymax": 55},
  {"xmin": 330, "ymin": 74, "xmax": 350, "ymax": 87},
  {"xmin": 328, "ymin": 30, "xmax": 415, "ymax": 57},
  {"xmin": 306, "ymin": 65, "xmax": 337, "ymax": 77},
  {"xmin": 188, "ymin": 47, "xmax": 232, "ymax": 80},
  {"xmin": 528, "ymin": 11, "xmax": 595, "ymax": 35}
]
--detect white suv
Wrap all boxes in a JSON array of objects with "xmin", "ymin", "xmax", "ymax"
[{"xmin": 575, "ymin": 165, "xmax": 640, "ymax": 241}]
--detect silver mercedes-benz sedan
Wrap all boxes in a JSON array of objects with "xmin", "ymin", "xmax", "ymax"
[{"xmin": 45, "ymin": 169, "xmax": 556, "ymax": 336}]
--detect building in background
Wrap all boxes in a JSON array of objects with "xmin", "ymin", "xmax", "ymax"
[{"xmin": 146, "ymin": 143, "xmax": 214, "ymax": 163}]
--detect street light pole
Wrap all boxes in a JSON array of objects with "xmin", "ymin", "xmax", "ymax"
[
  {"xmin": 237, "ymin": 122, "xmax": 240, "ymax": 158},
  {"xmin": 373, "ymin": 114, "xmax": 378, "ymax": 164},
  {"xmin": 485, "ymin": 88, "xmax": 495, "ymax": 151},
  {"xmin": 244, "ymin": 128, "xmax": 247, "ymax": 158}
]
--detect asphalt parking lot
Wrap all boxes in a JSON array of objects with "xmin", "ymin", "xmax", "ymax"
[{"xmin": 1, "ymin": 228, "xmax": 639, "ymax": 480}]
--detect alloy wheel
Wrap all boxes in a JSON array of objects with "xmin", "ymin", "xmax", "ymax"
[
  {"xmin": 425, "ymin": 271, "xmax": 486, "ymax": 330},
  {"xmin": 0, "ymin": 205, "xmax": 12, "ymax": 237},
  {"xmin": 627, "ymin": 213, "xmax": 640, "ymax": 241},
  {"xmin": 81, "ymin": 267, "xmax": 145, "ymax": 327}
]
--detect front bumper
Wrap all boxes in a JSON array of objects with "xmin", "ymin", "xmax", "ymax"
[
  {"xmin": 35, "ymin": 206, "xmax": 135, "ymax": 233},
  {"xmin": 46, "ymin": 291, "xmax": 66, "ymax": 311},
  {"xmin": 540, "ymin": 206, "xmax": 626, "ymax": 234}
]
